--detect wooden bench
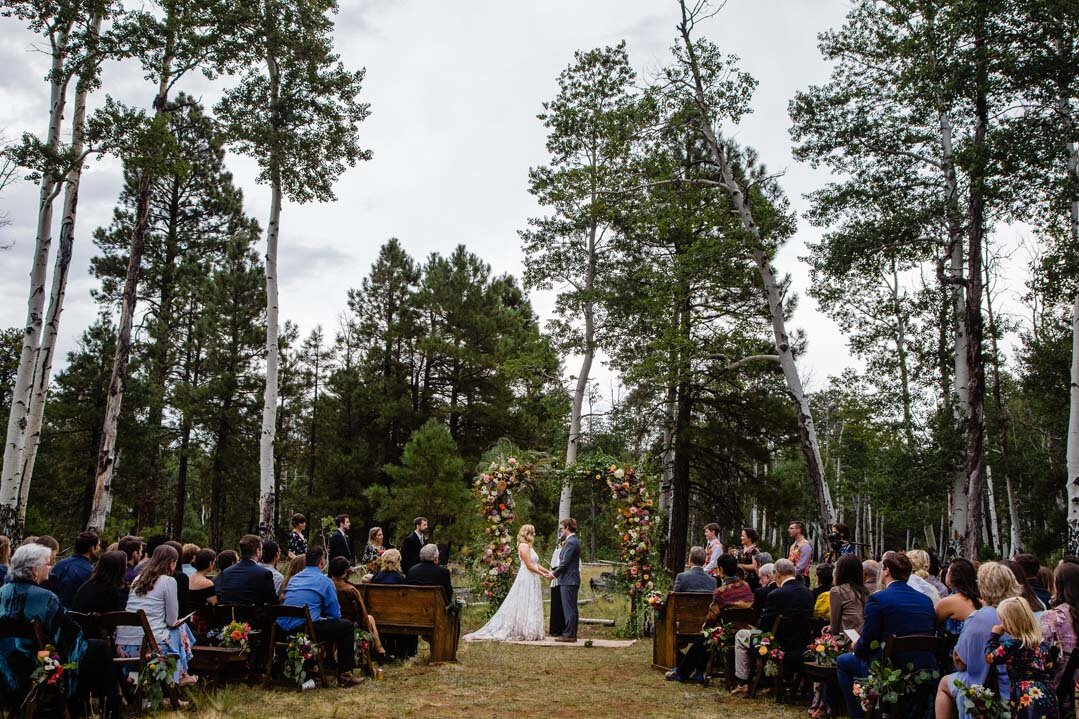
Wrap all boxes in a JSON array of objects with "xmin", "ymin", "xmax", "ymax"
[
  {"xmin": 355, "ymin": 584, "xmax": 460, "ymax": 663},
  {"xmin": 651, "ymin": 592, "xmax": 713, "ymax": 671}
]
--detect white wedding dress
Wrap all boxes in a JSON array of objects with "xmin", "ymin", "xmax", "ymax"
[{"xmin": 464, "ymin": 546, "xmax": 546, "ymax": 642}]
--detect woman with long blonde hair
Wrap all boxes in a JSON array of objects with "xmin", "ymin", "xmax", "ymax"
[
  {"xmin": 985, "ymin": 597, "xmax": 1059, "ymax": 719},
  {"xmin": 464, "ymin": 523, "xmax": 552, "ymax": 642}
]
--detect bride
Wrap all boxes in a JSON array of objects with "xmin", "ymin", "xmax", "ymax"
[{"xmin": 464, "ymin": 524, "xmax": 552, "ymax": 642}]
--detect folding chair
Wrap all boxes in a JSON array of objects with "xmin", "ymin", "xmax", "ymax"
[
  {"xmin": 338, "ymin": 588, "xmax": 376, "ymax": 677},
  {"xmin": 864, "ymin": 634, "xmax": 946, "ymax": 719},
  {"xmin": 702, "ymin": 606, "xmax": 758, "ymax": 689},
  {"xmin": 262, "ymin": 605, "xmax": 331, "ymax": 690},
  {"xmin": 748, "ymin": 614, "xmax": 815, "ymax": 702},
  {"xmin": 0, "ymin": 617, "xmax": 56, "ymax": 719},
  {"xmin": 96, "ymin": 610, "xmax": 182, "ymax": 709}
]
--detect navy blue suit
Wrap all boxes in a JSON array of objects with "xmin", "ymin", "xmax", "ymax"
[
  {"xmin": 837, "ymin": 580, "xmax": 936, "ymax": 718},
  {"xmin": 213, "ymin": 558, "xmax": 279, "ymax": 606},
  {"xmin": 49, "ymin": 555, "xmax": 93, "ymax": 608}
]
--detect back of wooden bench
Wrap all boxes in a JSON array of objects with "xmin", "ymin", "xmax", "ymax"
[
  {"xmin": 652, "ymin": 592, "xmax": 713, "ymax": 670},
  {"xmin": 356, "ymin": 584, "xmax": 443, "ymax": 634}
]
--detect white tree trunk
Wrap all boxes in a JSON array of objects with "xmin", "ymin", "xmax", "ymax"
[
  {"xmin": 985, "ymin": 465, "xmax": 1001, "ymax": 557},
  {"xmin": 658, "ymin": 386, "xmax": 676, "ymax": 517},
  {"xmin": 559, "ymin": 227, "xmax": 595, "ymax": 521},
  {"xmin": 258, "ymin": 177, "xmax": 282, "ymax": 537},
  {"xmin": 1005, "ymin": 465, "xmax": 1021, "ymax": 556},
  {"xmin": 0, "ymin": 29, "xmax": 71, "ymax": 534},
  {"xmin": 1065, "ymin": 124, "xmax": 1079, "ymax": 555}
]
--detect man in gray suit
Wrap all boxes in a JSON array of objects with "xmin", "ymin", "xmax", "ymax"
[
  {"xmin": 674, "ymin": 546, "xmax": 717, "ymax": 592},
  {"xmin": 552, "ymin": 517, "xmax": 581, "ymax": 642}
]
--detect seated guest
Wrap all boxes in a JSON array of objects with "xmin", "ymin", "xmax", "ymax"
[
  {"xmin": 837, "ymin": 552, "xmax": 936, "ymax": 718},
  {"xmin": 813, "ymin": 564, "xmax": 834, "ymax": 620},
  {"xmin": 985, "ymin": 597, "xmax": 1059, "ymax": 719},
  {"xmin": 214, "ymin": 535, "xmax": 277, "ymax": 606},
  {"xmin": 259, "ymin": 540, "xmax": 285, "ymax": 595},
  {"xmin": 184, "ymin": 549, "xmax": 218, "ymax": 631},
  {"xmin": 72, "ymin": 550, "xmax": 129, "ymax": 614},
  {"xmin": 1005, "ymin": 559, "xmax": 1046, "ymax": 613},
  {"xmin": 214, "ymin": 550, "xmax": 238, "ymax": 577},
  {"xmin": 885, "ymin": 550, "xmax": 939, "ymax": 604},
  {"xmin": 730, "ymin": 558, "xmax": 813, "ymax": 696},
  {"xmin": 927, "ymin": 552, "xmax": 949, "ymax": 598},
  {"xmin": 278, "ymin": 547, "xmax": 363, "ymax": 687},
  {"xmin": 405, "ymin": 544, "xmax": 454, "ymax": 603},
  {"xmin": 180, "ymin": 544, "xmax": 199, "ymax": 576},
  {"xmin": 0, "ymin": 544, "xmax": 120, "ymax": 718},
  {"xmin": 1015, "ymin": 554, "xmax": 1052, "ymax": 610},
  {"xmin": 1041, "ymin": 561, "xmax": 1079, "ymax": 692},
  {"xmin": 50, "ymin": 531, "xmax": 100, "ymax": 607},
  {"xmin": 665, "ymin": 553, "xmax": 753, "ymax": 682},
  {"xmin": 673, "ymin": 546, "xmax": 716, "ymax": 593},
  {"xmin": 328, "ymin": 557, "xmax": 389, "ymax": 662},
  {"xmin": 936, "ymin": 558, "xmax": 981, "ymax": 637},
  {"xmin": 361, "ymin": 527, "xmax": 385, "ymax": 573},
  {"xmin": 115, "ymin": 545, "xmax": 197, "ymax": 687},
  {"xmin": 164, "ymin": 541, "xmax": 190, "ymax": 618},
  {"xmin": 908, "ymin": 549, "xmax": 945, "ymax": 603},
  {"xmin": 370, "ymin": 549, "xmax": 406, "ymax": 584},
  {"xmin": 33, "ymin": 535, "xmax": 60, "ymax": 565},
  {"xmin": 126, "ymin": 534, "xmax": 168, "ymax": 584},
  {"xmin": 280, "ymin": 555, "xmax": 306, "ymax": 600},
  {"xmin": 935, "ymin": 561, "xmax": 1017, "ymax": 719},
  {"xmin": 863, "ymin": 559, "xmax": 881, "ymax": 594},
  {"xmin": 287, "ymin": 513, "xmax": 308, "ymax": 560},
  {"xmin": 753, "ymin": 563, "xmax": 777, "ymax": 612},
  {"xmin": 830, "ymin": 554, "xmax": 868, "ymax": 638},
  {"xmin": 117, "ymin": 536, "xmax": 143, "ymax": 587},
  {"xmin": 0, "ymin": 535, "xmax": 9, "ymax": 584}
]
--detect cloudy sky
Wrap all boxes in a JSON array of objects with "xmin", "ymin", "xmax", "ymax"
[{"xmin": 0, "ymin": 0, "xmax": 1033, "ymax": 397}]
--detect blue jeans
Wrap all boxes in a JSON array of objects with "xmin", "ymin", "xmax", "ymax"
[{"xmin": 836, "ymin": 652, "xmax": 869, "ymax": 719}]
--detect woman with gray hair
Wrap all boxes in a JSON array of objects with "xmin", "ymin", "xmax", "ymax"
[{"xmin": 0, "ymin": 543, "xmax": 120, "ymax": 717}]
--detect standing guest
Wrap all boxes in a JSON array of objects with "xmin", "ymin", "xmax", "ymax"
[
  {"xmin": 214, "ymin": 535, "xmax": 277, "ymax": 606},
  {"xmin": 753, "ymin": 563, "xmax": 778, "ymax": 612},
  {"xmin": 985, "ymin": 597, "xmax": 1060, "ymax": 719},
  {"xmin": 702, "ymin": 523, "xmax": 724, "ymax": 577},
  {"xmin": 328, "ymin": 514, "xmax": 353, "ymax": 563},
  {"xmin": 829, "ymin": 523, "xmax": 856, "ymax": 560},
  {"xmin": 278, "ymin": 547, "xmax": 363, "ymax": 687},
  {"xmin": 0, "ymin": 535, "xmax": 10, "ymax": 584},
  {"xmin": 117, "ymin": 536, "xmax": 143, "ymax": 586},
  {"xmin": 863, "ymin": 559, "xmax": 881, "ymax": 594},
  {"xmin": 400, "ymin": 517, "xmax": 428, "ymax": 573},
  {"xmin": 328, "ymin": 557, "xmax": 389, "ymax": 662},
  {"xmin": 72, "ymin": 550, "xmax": 129, "ymax": 614},
  {"xmin": 287, "ymin": 514, "xmax": 308, "ymax": 560},
  {"xmin": 115, "ymin": 545, "xmax": 197, "ymax": 687},
  {"xmin": 837, "ymin": 553, "xmax": 936, "ymax": 718},
  {"xmin": 936, "ymin": 558, "xmax": 981, "ymax": 637},
  {"xmin": 0, "ymin": 543, "xmax": 121, "ymax": 718},
  {"xmin": 735, "ymin": 528, "xmax": 762, "ymax": 589},
  {"xmin": 405, "ymin": 543, "xmax": 454, "ymax": 604},
  {"xmin": 180, "ymin": 544, "xmax": 199, "ymax": 576},
  {"xmin": 674, "ymin": 546, "xmax": 717, "ymax": 593},
  {"xmin": 1015, "ymin": 554, "xmax": 1052, "ymax": 609},
  {"xmin": 788, "ymin": 521, "xmax": 813, "ymax": 586},
  {"xmin": 361, "ymin": 527, "xmax": 385, "ymax": 573},
  {"xmin": 370, "ymin": 549, "xmax": 406, "ymax": 585},
  {"xmin": 910, "ymin": 549, "xmax": 947, "ymax": 600},
  {"xmin": 549, "ymin": 534, "xmax": 565, "ymax": 636},
  {"xmin": 813, "ymin": 564, "xmax": 834, "ymax": 620},
  {"xmin": 730, "ymin": 558, "xmax": 813, "ymax": 696},
  {"xmin": 1004, "ymin": 559, "xmax": 1046, "ymax": 613},
  {"xmin": 935, "ymin": 562, "xmax": 1018, "ymax": 719},
  {"xmin": 184, "ymin": 549, "xmax": 217, "ymax": 630},
  {"xmin": 829, "ymin": 554, "xmax": 868, "ymax": 637},
  {"xmin": 1040, "ymin": 561, "xmax": 1079, "ymax": 691},
  {"xmin": 258, "ymin": 540, "xmax": 285, "ymax": 595},
  {"xmin": 280, "ymin": 555, "xmax": 307, "ymax": 599},
  {"xmin": 50, "ymin": 531, "xmax": 99, "ymax": 607}
]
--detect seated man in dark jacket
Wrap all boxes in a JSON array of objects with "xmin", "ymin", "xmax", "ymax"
[
  {"xmin": 752, "ymin": 563, "xmax": 777, "ymax": 612},
  {"xmin": 673, "ymin": 547, "xmax": 717, "ymax": 593},
  {"xmin": 404, "ymin": 544, "xmax": 454, "ymax": 604},
  {"xmin": 214, "ymin": 534, "xmax": 278, "ymax": 606},
  {"xmin": 836, "ymin": 552, "xmax": 936, "ymax": 719},
  {"xmin": 49, "ymin": 531, "xmax": 99, "ymax": 607}
]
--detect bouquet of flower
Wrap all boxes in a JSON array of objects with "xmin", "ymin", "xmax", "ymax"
[
  {"xmin": 952, "ymin": 680, "xmax": 1011, "ymax": 719},
  {"xmin": 702, "ymin": 621, "xmax": 737, "ymax": 648},
  {"xmin": 853, "ymin": 660, "xmax": 939, "ymax": 714},
  {"xmin": 284, "ymin": 634, "xmax": 316, "ymax": 687},
  {"xmin": 135, "ymin": 651, "xmax": 178, "ymax": 712},
  {"xmin": 23, "ymin": 646, "xmax": 75, "ymax": 707},
  {"xmin": 644, "ymin": 590, "xmax": 666, "ymax": 611},
  {"xmin": 354, "ymin": 628, "xmax": 375, "ymax": 666},
  {"xmin": 218, "ymin": 620, "xmax": 252, "ymax": 653},
  {"xmin": 805, "ymin": 627, "xmax": 844, "ymax": 667},
  {"xmin": 750, "ymin": 632, "xmax": 785, "ymax": 676}
]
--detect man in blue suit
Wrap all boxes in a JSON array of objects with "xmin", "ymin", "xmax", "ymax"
[
  {"xmin": 215, "ymin": 534, "xmax": 279, "ymax": 606},
  {"xmin": 836, "ymin": 552, "xmax": 936, "ymax": 718},
  {"xmin": 552, "ymin": 518, "xmax": 581, "ymax": 642}
]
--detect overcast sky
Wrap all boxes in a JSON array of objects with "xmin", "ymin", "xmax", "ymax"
[{"xmin": 0, "ymin": 0, "xmax": 1034, "ymax": 399}]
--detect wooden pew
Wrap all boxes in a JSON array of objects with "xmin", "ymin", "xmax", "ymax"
[
  {"xmin": 355, "ymin": 584, "xmax": 460, "ymax": 663},
  {"xmin": 651, "ymin": 592, "xmax": 713, "ymax": 671}
]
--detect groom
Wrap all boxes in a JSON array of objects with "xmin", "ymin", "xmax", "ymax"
[{"xmin": 552, "ymin": 518, "xmax": 581, "ymax": 642}]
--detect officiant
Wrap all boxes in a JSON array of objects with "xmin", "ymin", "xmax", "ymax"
[{"xmin": 549, "ymin": 534, "xmax": 566, "ymax": 637}]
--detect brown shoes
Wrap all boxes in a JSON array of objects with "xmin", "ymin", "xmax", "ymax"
[
  {"xmin": 338, "ymin": 674, "xmax": 365, "ymax": 687},
  {"xmin": 554, "ymin": 636, "xmax": 578, "ymax": 643}
]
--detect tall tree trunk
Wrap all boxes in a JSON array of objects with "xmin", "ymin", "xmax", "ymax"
[
  {"xmin": 87, "ymin": 65, "xmax": 172, "ymax": 532},
  {"xmin": 887, "ymin": 262, "xmax": 916, "ymax": 447},
  {"xmin": 666, "ymin": 300, "xmax": 693, "ymax": 576},
  {"xmin": 1063, "ymin": 98, "xmax": 1079, "ymax": 555},
  {"xmin": 986, "ymin": 465, "xmax": 1001, "ymax": 557},
  {"xmin": 0, "ymin": 26, "xmax": 72, "ymax": 534},
  {"xmin": 560, "ymin": 225, "xmax": 595, "ymax": 521}
]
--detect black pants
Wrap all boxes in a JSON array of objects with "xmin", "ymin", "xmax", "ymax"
[
  {"xmin": 311, "ymin": 618, "xmax": 355, "ymax": 674},
  {"xmin": 75, "ymin": 638, "xmax": 121, "ymax": 718},
  {"xmin": 549, "ymin": 585, "xmax": 566, "ymax": 636},
  {"xmin": 676, "ymin": 636, "xmax": 710, "ymax": 678},
  {"xmin": 560, "ymin": 584, "xmax": 579, "ymax": 638}
]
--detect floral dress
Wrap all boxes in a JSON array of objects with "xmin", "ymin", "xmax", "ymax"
[{"xmin": 985, "ymin": 632, "xmax": 1059, "ymax": 719}]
